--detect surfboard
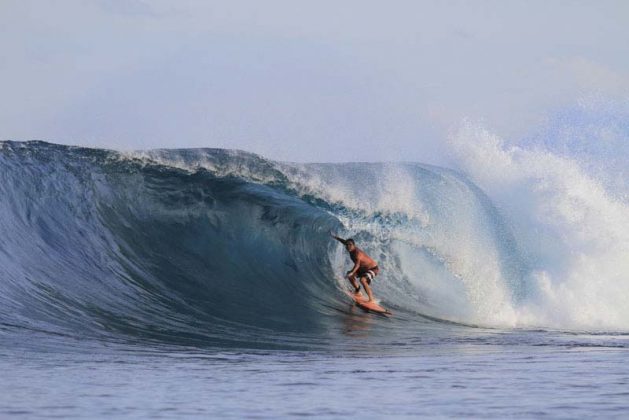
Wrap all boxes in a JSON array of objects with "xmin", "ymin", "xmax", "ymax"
[{"xmin": 346, "ymin": 291, "xmax": 392, "ymax": 316}]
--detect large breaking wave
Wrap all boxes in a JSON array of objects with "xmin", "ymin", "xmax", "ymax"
[{"xmin": 1, "ymin": 133, "xmax": 628, "ymax": 347}]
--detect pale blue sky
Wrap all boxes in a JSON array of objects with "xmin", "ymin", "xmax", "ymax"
[{"xmin": 1, "ymin": 0, "xmax": 628, "ymax": 162}]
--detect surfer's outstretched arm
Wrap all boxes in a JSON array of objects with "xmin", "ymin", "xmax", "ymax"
[{"xmin": 330, "ymin": 232, "xmax": 347, "ymax": 245}]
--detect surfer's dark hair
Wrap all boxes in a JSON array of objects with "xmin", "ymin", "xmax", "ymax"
[{"xmin": 346, "ymin": 238, "xmax": 355, "ymax": 246}]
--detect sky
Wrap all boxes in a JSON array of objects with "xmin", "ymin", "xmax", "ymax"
[{"xmin": 1, "ymin": 0, "xmax": 628, "ymax": 163}]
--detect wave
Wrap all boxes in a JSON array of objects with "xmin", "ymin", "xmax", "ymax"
[{"xmin": 0, "ymin": 135, "xmax": 627, "ymax": 347}]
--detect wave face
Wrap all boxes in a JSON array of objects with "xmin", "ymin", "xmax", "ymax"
[{"xmin": 0, "ymin": 139, "xmax": 627, "ymax": 347}]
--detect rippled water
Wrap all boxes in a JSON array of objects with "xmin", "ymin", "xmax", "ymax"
[{"xmin": 2, "ymin": 326, "xmax": 629, "ymax": 418}]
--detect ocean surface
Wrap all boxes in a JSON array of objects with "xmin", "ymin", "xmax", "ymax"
[{"xmin": 1, "ymin": 139, "xmax": 628, "ymax": 418}]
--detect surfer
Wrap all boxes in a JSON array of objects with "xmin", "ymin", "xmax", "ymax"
[{"xmin": 331, "ymin": 233, "xmax": 380, "ymax": 302}]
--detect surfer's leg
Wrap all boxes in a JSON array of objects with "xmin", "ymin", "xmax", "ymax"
[
  {"xmin": 360, "ymin": 277, "xmax": 374, "ymax": 302},
  {"xmin": 348, "ymin": 275, "xmax": 361, "ymax": 294}
]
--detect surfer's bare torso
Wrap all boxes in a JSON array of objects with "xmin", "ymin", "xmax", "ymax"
[{"xmin": 349, "ymin": 248, "xmax": 377, "ymax": 273}]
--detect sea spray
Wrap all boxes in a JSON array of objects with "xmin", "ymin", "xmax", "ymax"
[{"xmin": 449, "ymin": 119, "xmax": 629, "ymax": 330}]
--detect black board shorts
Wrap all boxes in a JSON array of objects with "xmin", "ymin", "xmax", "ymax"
[{"xmin": 358, "ymin": 266, "xmax": 379, "ymax": 284}]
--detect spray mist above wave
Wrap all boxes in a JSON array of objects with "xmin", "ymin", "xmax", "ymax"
[{"xmin": 520, "ymin": 98, "xmax": 629, "ymax": 197}]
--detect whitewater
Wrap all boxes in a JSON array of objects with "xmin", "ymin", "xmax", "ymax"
[{"xmin": 1, "ymin": 130, "xmax": 628, "ymax": 417}]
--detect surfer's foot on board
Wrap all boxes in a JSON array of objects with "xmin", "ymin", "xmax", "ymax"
[{"xmin": 353, "ymin": 290, "xmax": 376, "ymax": 302}]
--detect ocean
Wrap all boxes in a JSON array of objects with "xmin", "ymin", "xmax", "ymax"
[{"xmin": 1, "ymin": 139, "xmax": 628, "ymax": 418}]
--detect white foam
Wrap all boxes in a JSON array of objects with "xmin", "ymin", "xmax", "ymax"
[{"xmin": 449, "ymin": 119, "xmax": 629, "ymax": 330}]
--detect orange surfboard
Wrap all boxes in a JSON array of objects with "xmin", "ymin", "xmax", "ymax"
[{"xmin": 346, "ymin": 291, "xmax": 392, "ymax": 316}]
